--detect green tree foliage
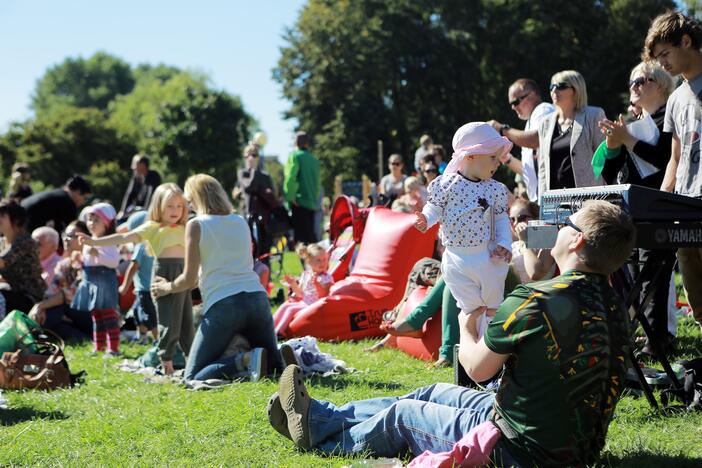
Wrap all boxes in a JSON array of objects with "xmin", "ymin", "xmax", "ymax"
[
  {"xmin": 109, "ymin": 72, "xmax": 252, "ymax": 189},
  {"xmin": 275, "ymin": 0, "xmax": 674, "ymax": 191},
  {"xmin": 0, "ymin": 106, "xmax": 136, "ymax": 203},
  {"xmin": 32, "ymin": 52, "xmax": 135, "ymax": 114}
]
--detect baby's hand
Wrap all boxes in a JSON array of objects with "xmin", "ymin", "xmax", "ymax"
[
  {"xmin": 490, "ymin": 245, "xmax": 512, "ymax": 263},
  {"xmin": 414, "ymin": 212, "xmax": 428, "ymax": 232}
]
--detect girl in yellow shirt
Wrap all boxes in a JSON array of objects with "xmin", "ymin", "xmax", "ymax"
[{"xmin": 79, "ymin": 183, "xmax": 192, "ymax": 375}]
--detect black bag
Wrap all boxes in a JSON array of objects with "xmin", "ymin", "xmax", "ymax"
[{"xmin": 661, "ymin": 358, "xmax": 702, "ymax": 410}]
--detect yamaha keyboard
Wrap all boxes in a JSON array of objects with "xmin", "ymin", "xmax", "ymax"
[{"xmin": 528, "ymin": 184, "xmax": 702, "ymax": 249}]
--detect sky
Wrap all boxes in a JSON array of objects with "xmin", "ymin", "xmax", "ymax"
[{"xmin": 0, "ymin": 0, "xmax": 308, "ymax": 162}]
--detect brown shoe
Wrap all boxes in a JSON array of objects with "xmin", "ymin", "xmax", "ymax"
[
  {"xmin": 279, "ymin": 364, "xmax": 312, "ymax": 450},
  {"xmin": 267, "ymin": 392, "xmax": 291, "ymax": 440}
]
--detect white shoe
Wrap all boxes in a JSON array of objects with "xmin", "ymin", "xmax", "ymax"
[{"xmin": 248, "ymin": 348, "xmax": 267, "ymax": 382}]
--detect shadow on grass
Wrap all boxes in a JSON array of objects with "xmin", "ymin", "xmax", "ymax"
[
  {"xmin": 308, "ymin": 373, "xmax": 403, "ymax": 391},
  {"xmin": 0, "ymin": 407, "xmax": 67, "ymax": 427},
  {"xmin": 600, "ymin": 452, "xmax": 702, "ymax": 467}
]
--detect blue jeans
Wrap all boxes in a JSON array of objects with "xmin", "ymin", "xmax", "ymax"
[
  {"xmin": 184, "ymin": 291, "xmax": 283, "ymax": 380},
  {"xmin": 309, "ymin": 383, "xmax": 495, "ymax": 457}
]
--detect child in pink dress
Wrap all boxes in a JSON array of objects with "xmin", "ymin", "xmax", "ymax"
[{"xmin": 274, "ymin": 243, "xmax": 333, "ymax": 336}]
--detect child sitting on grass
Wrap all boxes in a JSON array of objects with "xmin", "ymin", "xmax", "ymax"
[{"xmin": 273, "ymin": 243, "xmax": 333, "ymax": 336}]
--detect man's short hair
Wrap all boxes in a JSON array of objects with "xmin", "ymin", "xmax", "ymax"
[
  {"xmin": 32, "ymin": 226, "xmax": 59, "ymax": 246},
  {"xmin": 295, "ymin": 132, "xmax": 310, "ymax": 149},
  {"xmin": 510, "ymin": 78, "xmax": 540, "ymax": 96},
  {"xmin": 576, "ymin": 200, "xmax": 636, "ymax": 275},
  {"xmin": 134, "ymin": 154, "xmax": 150, "ymax": 167},
  {"xmin": 644, "ymin": 10, "xmax": 702, "ymax": 61},
  {"xmin": 66, "ymin": 175, "xmax": 92, "ymax": 195}
]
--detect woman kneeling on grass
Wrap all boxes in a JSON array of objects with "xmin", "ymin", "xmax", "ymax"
[{"xmin": 151, "ymin": 174, "xmax": 283, "ymax": 381}]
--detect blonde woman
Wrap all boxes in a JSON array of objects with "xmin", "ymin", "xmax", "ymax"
[
  {"xmin": 536, "ymin": 70, "xmax": 606, "ymax": 197},
  {"xmin": 79, "ymin": 183, "xmax": 191, "ymax": 373},
  {"xmin": 597, "ymin": 61, "xmax": 675, "ymax": 188},
  {"xmin": 151, "ymin": 174, "xmax": 283, "ymax": 382}
]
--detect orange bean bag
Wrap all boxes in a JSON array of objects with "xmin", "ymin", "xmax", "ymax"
[
  {"xmin": 386, "ymin": 286, "xmax": 442, "ymax": 361},
  {"xmin": 283, "ymin": 206, "xmax": 437, "ymax": 341}
]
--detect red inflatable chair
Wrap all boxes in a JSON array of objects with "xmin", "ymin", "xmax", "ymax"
[
  {"xmin": 385, "ymin": 286, "xmax": 443, "ymax": 361},
  {"xmin": 283, "ymin": 206, "xmax": 438, "ymax": 341},
  {"xmin": 327, "ymin": 195, "xmax": 365, "ymax": 283}
]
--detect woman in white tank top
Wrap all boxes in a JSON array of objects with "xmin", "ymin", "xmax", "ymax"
[{"xmin": 151, "ymin": 174, "xmax": 283, "ymax": 381}]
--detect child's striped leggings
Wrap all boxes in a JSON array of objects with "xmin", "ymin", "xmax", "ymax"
[{"xmin": 91, "ymin": 308, "xmax": 120, "ymax": 352}]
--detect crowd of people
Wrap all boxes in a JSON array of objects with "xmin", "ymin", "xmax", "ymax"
[{"xmin": 1, "ymin": 9, "xmax": 701, "ymax": 467}]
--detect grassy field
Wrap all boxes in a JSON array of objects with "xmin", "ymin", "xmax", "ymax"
[{"xmin": 1, "ymin": 254, "xmax": 702, "ymax": 466}]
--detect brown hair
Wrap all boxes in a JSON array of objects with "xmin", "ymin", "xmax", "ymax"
[
  {"xmin": 644, "ymin": 10, "xmax": 702, "ymax": 61},
  {"xmin": 510, "ymin": 78, "xmax": 540, "ymax": 96},
  {"xmin": 576, "ymin": 200, "xmax": 636, "ymax": 275},
  {"xmin": 510, "ymin": 198, "xmax": 540, "ymax": 219}
]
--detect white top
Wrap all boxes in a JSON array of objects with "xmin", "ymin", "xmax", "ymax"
[
  {"xmin": 421, "ymin": 174, "xmax": 511, "ymax": 250},
  {"xmin": 81, "ymin": 245, "xmax": 119, "ymax": 268},
  {"xmin": 299, "ymin": 270, "xmax": 333, "ymax": 304},
  {"xmin": 197, "ymin": 213, "xmax": 264, "ymax": 313},
  {"xmin": 379, "ymin": 174, "xmax": 408, "ymax": 197},
  {"xmin": 522, "ymin": 102, "xmax": 555, "ymax": 201},
  {"xmin": 663, "ymin": 73, "xmax": 702, "ymax": 198}
]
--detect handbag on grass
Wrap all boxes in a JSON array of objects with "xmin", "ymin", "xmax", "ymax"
[{"xmin": 0, "ymin": 329, "xmax": 81, "ymax": 391}]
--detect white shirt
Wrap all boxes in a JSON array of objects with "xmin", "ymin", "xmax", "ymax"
[
  {"xmin": 523, "ymin": 102, "xmax": 556, "ymax": 201},
  {"xmin": 421, "ymin": 174, "xmax": 511, "ymax": 251}
]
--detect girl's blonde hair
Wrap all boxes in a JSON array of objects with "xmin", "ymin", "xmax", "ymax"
[
  {"xmin": 404, "ymin": 176, "xmax": 421, "ymax": 192},
  {"xmin": 147, "ymin": 183, "xmax": 188, "ymax": 225},
  {"xmin": 295, "ymin": 242, "xmax": 327, "ymax": 262},
  {"xmin": 184, "ymin": 174, "xmax": 233, "ymax": 216}
]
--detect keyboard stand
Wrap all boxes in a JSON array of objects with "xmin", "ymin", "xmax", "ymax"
[{"xmin": 612, "ymin": 256, "xmax": 684, "ymax": 410}]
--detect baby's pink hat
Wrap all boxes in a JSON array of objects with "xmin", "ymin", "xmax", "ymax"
[{"xmin": 445, "ymin": 122, "xmax": 513, "ymax": 174}]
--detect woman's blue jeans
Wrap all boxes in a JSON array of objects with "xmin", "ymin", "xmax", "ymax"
[
  {"xmin": 184, "ymin": 291, "xmax": 282, "ymax": 380},
  {"xmin": 309, "ymin": 383, "xmax": 495, "ymax": 457}
]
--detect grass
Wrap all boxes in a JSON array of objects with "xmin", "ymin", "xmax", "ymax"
[{"xmin": 1, "ymin": 254, "xmax": 702, "ymax": 466}]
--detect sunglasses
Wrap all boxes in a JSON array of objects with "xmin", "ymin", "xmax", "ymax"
[
  {"xmin": 549, "ymin": 82, "xmax": 572, "ymax": 92},
  {"xmin": 510, "ymin": 214, "xmax": 533, "ymax": 224},
  {"xmin": 629, "ymin": 77, "xmax": 654, "ymax": 88},
  {"xmin": 559, "ymin": 217, "xmax": 583, "ymax": 233},
  {"xmin": 509, "ymin": 93, "xmax": 531, "ymax": 107},
  {"xmin": 424, "ymin": 168, "xmax": 438, "ymax": 174},
  {"xmin": 390, "ymin": 162, "xmax": 402, "ymax": 166}
]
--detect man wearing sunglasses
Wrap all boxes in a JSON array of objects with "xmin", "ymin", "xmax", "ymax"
[
  {"xmin": 268, "ymin": 200, "xmax": 636, "ymax": 467},
  {"xmin": 488, "ymin": 79, "xmax": 554, "ymax": 201}
]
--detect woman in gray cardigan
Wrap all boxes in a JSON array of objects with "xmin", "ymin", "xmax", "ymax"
[{"xmin": 536, "ymin": 70, "xmax": 606, "ymax": 198}]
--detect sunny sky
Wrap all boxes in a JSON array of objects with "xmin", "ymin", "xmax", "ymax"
[{"xmin": 0, "ymin": 0, "xmax": 308, "ymax": 162}]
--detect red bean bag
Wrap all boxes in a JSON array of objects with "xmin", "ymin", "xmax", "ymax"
[
  {"xmin": 385, "ymin": 286, "xmax": 442, "ymax": 361},
  {"xmin": 283, "ymin": 206, "xmax": 437, "ymax": 341}
]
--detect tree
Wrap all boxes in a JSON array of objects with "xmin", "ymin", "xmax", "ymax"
[
  {"xmin": 274, "ymin": 0, "xmax": 675, "ymax": 191},
  {"xmin": 109, "ymin": 72, "xmax": 253, "ymax": 189},
  {"xmin": 0, "ymin": 106, "xmax": 136, "ymax": 204},
  {"xmin": 32, "ymin": 52, "xmax": 135, "ymax": 114}
]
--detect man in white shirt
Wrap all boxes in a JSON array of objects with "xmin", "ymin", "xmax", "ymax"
[{"xmin": 489, "ymin": 79, "xmax": 555, "ymax": 201}]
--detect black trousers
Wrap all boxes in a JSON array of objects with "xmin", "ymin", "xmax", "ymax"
[
  {"xmin": 628, "ymin": 248, "xmax": 677, "ymax": 340},
  {"xmin": 291, "ymin": 205, "xmax": 318, "ymax": 244},
  {"xmin": 1, "ymin": 290, "xmax": 35, "ymax": 314}
]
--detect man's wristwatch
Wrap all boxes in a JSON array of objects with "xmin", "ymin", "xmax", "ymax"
[{"xmin": 499, "ymin": 124, "xmax": 511, "ymax": 136}]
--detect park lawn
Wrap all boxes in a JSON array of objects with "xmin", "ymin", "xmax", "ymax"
[{"xmin": 1, "ymin": 251, "xmax": 701, "ymax": 466}]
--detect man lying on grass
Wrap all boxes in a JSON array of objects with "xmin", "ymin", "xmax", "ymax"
[{"xmin": 267, "ymin": 200, "xmax": 637, "ymax": 466}]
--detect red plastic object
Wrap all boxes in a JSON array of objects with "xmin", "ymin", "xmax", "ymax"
[
  {"xmin": 117, "ymin": 274, "xmax": 136, "ymax": 313},
  {"xmin": 385, "ymin": 286, "xmax": 442, "ymax": 361},
  {"xmin": 283, "ymin": 206, "xmax": 438, "ymax": 341}
]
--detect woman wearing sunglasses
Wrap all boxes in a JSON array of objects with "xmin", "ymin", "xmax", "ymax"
[
  {"xmin": 535, "ymin": 70, "xmax": 607, "ymax": 197},
  {"xmin": 595, "ymin": 62, "xmax": 675, "ymax": 188},
  {"xmin": 378, "ymin": 153, "xmax": 408, "ymax": 199},
  {"xmin": 594, "ymin": 61, "xmax": 677, "ymax": 357}
]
